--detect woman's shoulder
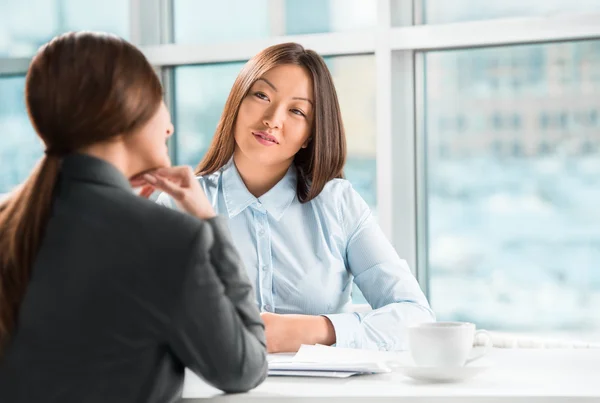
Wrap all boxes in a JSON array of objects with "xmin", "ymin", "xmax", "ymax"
[
  {"xmin": 104, "ymin": 192, "xmax": 211, "ymax": 259},
  {"xmin": 121, "ymin": 197, "xmax": 219, "ymax": 283},
  {"xmin": 313, "ymin": 178, "xmax": 371, "ymax": 234},
  {"xmin": 196, "ymin": 170, "xmax": 222, "ymax": 188},
  {"xmin": 316, "ymin": 178, "xmax": 365, "ymax": 206}
]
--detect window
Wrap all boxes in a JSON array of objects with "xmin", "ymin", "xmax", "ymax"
[
  {"xmin": 456, "ymin": 115, "xmax": 466, "ymax": 131},
  {"xmin": 423, "ymin": 40, "xmax": 600, "ymax": 334},
  {"xmin": 540, "ymin": 112, "xmax": 550, "ymax": 130},
  {"xmin": 0, "ymin": 0, "xmax": 129, "ymax": 57},
  {"xmin": 512, "ymin": 114, "xmax": 522, "ymax": 130},
  {"xmin": 173, "ymin": 62, "xmax": 244, "ymax": 168},
  {"xmin": 173, "ymin": 0, "xmax": 376, "ymax": 44},
  {"xmin": 422, "ymin": 0, "xmax": 600, "ymax": 25},
  {"xmin": 538, "ymin": 142, "xmax": 552, "ymax": 155},
  {"xmin": 511, "ymin": 141, "xmax": 522, "ymax": 157},
  {"xmin": 328, "ymin": 56, "xmax": 377, "ymax": 212},
  {"xmin": 581, "ymin": 141, "xmax": 594, "ymax": 154},
  {"xmin": 591, "ymin": 111, "xmax": 598, "ymax": 126},
  {"xmin": 492, "ymin": 140, "xmax": 503, "ymax": 156},
  {"xmin": 559, "ymin": 112, "xmax": 569, "ymax": 130},
  {"xmin": 573, "ymin": 110, "xmax": 599, "ymax": 128},
  {"xmin": 0, "ymin": 77, "xmax": 43, "ymax": 194},
  {"xmin": 492, "ymin": 113, "xmax": 503, "ymax": 130}
]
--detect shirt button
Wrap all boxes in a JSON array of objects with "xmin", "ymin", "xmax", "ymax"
[
  {"xmin": 261, "ymin": 265, "xmax": 268, "ymax": 271},
  {"xmin": 258, "ymin": 229, "xmax": 265, "ymax": 236},
  {"xmin": 264, "ymin": 304, "xmax": 272, "ymax": 312},
  {"xmin": 349, "ymin": 341, "xmax": 356, "ymax": 348}
]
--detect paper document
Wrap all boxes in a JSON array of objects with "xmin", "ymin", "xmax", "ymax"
[
  {"xmin": 268, "ymin": 370, "xmax": 359, "ymax": 378},
  {"xmin": 267, "ymin": 344, "xmax": 405, "ymax": 377},
  {"xmin": 292, "ymin": 343, "xmax": 407, "ymax": 364}
]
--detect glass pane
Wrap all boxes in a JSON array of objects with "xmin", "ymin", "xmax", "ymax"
[
  {"xmin": 173, "ymin": 0, "xmax": 376, "ymax": 44},
  {"xmin": 422, "ymin": 0, "xmax": 600, "ymax": 24},
  {"xmin": 0, "ymin": 77, "xmax": 43, "ymax": 194},
  {"xmin": 424, "ymin": 40, "xmax": 600, "ymax": 338},
  {"xmin": 0, "ymin": 0, "xmax": 129, "ymax": 57},
  {"xmin": 174, "ymin": 62, "xmax": 245, "ymax": 168},
  {"xmin": 328, "ymin": 56, "xmax": 377, "ymax": 214}
]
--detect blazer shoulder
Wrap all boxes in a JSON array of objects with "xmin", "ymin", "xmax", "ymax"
[{"xmin": 112, "ymin": 190, "xmax": 209, "ymax": 249}]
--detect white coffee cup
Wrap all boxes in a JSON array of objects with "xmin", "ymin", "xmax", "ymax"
[{"xmin": 408, "ymin": 322, "xmax": 492, "ymax": 367}]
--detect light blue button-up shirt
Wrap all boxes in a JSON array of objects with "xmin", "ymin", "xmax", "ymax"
[{"xmin": 157, "ymin": 159, "xmax": 435, "ymax": 350}]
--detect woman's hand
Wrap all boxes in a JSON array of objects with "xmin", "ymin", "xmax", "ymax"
[
  {"xmin": 260, "ymin": 312, "xmax": 336, "ymax": 353},
  {"xmin": 131, "ymin": 166, "xmax": 216, "ymax": 220}
]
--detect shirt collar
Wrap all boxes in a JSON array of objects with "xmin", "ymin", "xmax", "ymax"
[
  {"xmin": 222, "ymin": 158, "xmax": 297, "ymax": 221},
  {"xmin": 222, "ymin": 158, "xmax": 256, "ymax": 218},
  {"xmin": 258, "ymin": 164, "xmax": 297, "ymax": 221}
]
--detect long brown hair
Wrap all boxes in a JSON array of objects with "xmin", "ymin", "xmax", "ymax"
[
  {"xmin": 0, "ymin": 32, "xmax": 162, "ymax": 354},
  {"xmin": 196, "ymin": 42, "xmax": 347, "ymax": 202}
]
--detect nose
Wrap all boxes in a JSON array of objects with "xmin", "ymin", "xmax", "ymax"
[{"xmin": 263, "ymin": 105, "xmax": 283, "ymax": 129}]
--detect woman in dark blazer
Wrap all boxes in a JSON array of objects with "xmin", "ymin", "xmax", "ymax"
[{"xmin": 0, "ymin": 32, "xmax": 267, "ymax": 402}]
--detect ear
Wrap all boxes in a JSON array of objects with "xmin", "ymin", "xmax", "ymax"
[{"xmin": 301, "ymin": 137, "xmax": 312, "ymax": 149}]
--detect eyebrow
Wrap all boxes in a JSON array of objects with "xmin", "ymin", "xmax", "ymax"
[{"xmin": 256, "ymin": 77, "xmax": 314, "ymax": 107}]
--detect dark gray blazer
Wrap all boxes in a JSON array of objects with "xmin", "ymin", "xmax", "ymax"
[{"xmin": 0, "ymin": 154, "xmax": 267, "ymax": 402}]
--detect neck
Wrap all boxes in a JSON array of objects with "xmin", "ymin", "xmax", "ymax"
[
  {"xmin": 233, "ymin": 148, "xmax": 292, "ymax": 198},
  {"xmin": 78, "ymin": 141, "xmax": 136, "ymax": 179}
]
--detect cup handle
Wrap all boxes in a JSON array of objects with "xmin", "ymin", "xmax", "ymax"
[{"xmin": 465, "ymin": 329, "xmax": 493, "ymax": 365}]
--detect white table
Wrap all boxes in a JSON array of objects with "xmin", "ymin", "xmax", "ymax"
[{"xmin": 181, "ymin": 349, "xmax": 600, "ymax": 402}]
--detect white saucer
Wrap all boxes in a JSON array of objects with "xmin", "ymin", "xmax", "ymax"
[{"xmin": 396, "ymin": 362, "xmax": 492, "ymax": 383}]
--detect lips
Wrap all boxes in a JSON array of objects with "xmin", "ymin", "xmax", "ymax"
[{"xmin": 252, "ymin": 131, "xmax": 279, "ymax": 144}]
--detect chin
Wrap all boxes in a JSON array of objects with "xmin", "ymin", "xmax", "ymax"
[
  {"xmin": 157, "ymin": 152, "xmax": 172, "ymax": 167},
  {"xmin": 236, "ymin": 140, "xmax": 289, "ymax": 168},
  {"xmin": 241, "ymin": 146, "xmax": 270, "ymax": 163},
  {"xmin": 146, "ymin": 156, "xmax": 172, "ymax": 171},
  {"xmin": 161, "ymin": 157, "xmax": 172, "ymax": 168}
]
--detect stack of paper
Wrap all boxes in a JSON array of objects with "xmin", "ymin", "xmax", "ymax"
[{"xmin": 267, "ymin": 344, "xmax": 406, "ymax": 378}]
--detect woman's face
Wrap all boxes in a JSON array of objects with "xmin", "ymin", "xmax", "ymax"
[
  {"xmin": 233, "ymin": 64, "xmax": 314, "ymax": 168},
  {"xmin": 125, "ymin": 101, "xmax": 174, "ymax": 174}
]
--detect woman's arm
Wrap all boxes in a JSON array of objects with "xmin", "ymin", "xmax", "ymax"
[
  {"xmin": 168, "ymin": 219, "xmax": 268, "ymax": 392},
  {"xmin": 259, "ymin": 312, "xmax": 335, "ymax": 353},
  {"xmin": 323, "ymin": 184, "xmax": 435, "ymax": 351}
]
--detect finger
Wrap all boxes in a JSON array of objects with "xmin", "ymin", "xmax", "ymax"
[
  {"xmin": 154, "ymin": 165, "xmax": 192, "ymax": 177},
  {"xmin": 139, "ymin": 185, "xmax": 155, "ymax": 199},
  {"xmin": 129, "ymin": 176, "xmax": 149, "ymax": 188},
  {"xmin": 154, "ymin": 166, "xmax": 194, "ymax": 186},
  {"xmin": 143, "ymin": 174, "xmax": 184, "ymax": 200},
  {"xmin": 130, "ymin": 167, "xmax": 162, "ymax": 185}
]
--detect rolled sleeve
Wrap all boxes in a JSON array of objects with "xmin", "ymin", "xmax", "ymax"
[{"xmin": 323, "ymin": 312, "xmax": 362, "ymax": 349}]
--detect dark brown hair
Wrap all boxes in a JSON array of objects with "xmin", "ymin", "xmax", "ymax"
[
  {"xmin": 196, "ymin": 42, "xmax": 346, "ymax": 202},
  {"xmin": 0, "ymin": 32, "xmax": 162, "ymax": 354}
]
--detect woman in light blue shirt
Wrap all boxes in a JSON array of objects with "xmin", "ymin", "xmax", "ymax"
[{"xmin": 155, "ymin": 42, "xmax": 435, "ymax": 352}]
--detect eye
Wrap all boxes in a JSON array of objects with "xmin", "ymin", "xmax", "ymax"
[
  {"xmin": 254, "ymin": 91, "xmax": 269, "ymax": 101},
  {"xmin": 290, "ymin": 108, "xmax": 306, "ymax": 117}
]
